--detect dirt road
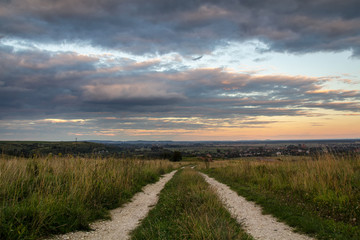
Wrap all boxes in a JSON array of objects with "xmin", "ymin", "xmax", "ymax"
[
  {"xmin": 200, "ymin": 172, "xmax": 314, "ymax": 240},
  {"xmin": 50, "ymin": 170, "xmax": 177, "ymax": 240}
]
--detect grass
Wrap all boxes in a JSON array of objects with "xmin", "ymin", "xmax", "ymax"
[
  {"xmin": 0, "ymin": 155, "xmax": 180, "ymax": 240},
  {"xmin": 202, "ymin": 154, "xmax": 360, "ymax": 239},
  {"xmin": 131, "ymin": 168, "xmax": 253, "ymax": 240}
]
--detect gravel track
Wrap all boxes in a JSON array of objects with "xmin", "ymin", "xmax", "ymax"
[
  {"xmin": 49, "ymin": 170, "xmax": 177, "ymax": 240},
  {"xmin": 200, "ymin": 172, "xmax": 314, "ymax": 240}
]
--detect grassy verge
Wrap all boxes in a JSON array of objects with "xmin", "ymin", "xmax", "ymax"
[
  {"xmin": 131, "ymin": 168, "xmax": 253, "ymax": 240},
  {"xmin": 0, "ymin": 156, "xmax": 179, "ymax": 240},
  {"xmin": 202, "ymin": 154, "xmax": 360, "ymax": 240}
]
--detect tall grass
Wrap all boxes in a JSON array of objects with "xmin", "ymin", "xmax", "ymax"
[
  {"xmin": 0, "ymin": 155, "xmax": 178, "ymax": 240},
  {"xmin": 203, "ymin": 154, "xmax": 360, "ymax": 239}
]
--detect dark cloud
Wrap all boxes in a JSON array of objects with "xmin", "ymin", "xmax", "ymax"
[
  {"xmin": 1, "ymin": 1, "xmax": 359, "ymax": 140},
  {"xmin": 1, "ymin": 46, "xmax": 359, "ymax": 125},
  {"xmin": 304, "ymin": 102, "xmax": 360, "ymax": 112},
  {"xmin": 1, "ymin": 0, "xmax": 360, "ymax": 55}
]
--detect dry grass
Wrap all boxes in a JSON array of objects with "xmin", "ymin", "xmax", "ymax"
[
  {"xmin": 202, "ymin": 154, "xmax": 360, "ymax": 239},
  {"xmin": 0, "ymin": 155, "xmax": 180, "ymax": 240},
  {"xmin": 202, "ymin": 154, "xmax": 359, "ymax": 211}
]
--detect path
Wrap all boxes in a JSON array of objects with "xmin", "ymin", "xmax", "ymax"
[
  {"xmin": 200, "ymin": 172, "xmax": 314, "ymax": 240},
  {"xmin": 50, "ymin": 170, "xmax": 177, "ymax": 240}
]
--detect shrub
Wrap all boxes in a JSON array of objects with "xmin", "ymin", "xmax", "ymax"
[{"xmin": 170, "ymin": 151, "xmax": 182, "ymax": 162}]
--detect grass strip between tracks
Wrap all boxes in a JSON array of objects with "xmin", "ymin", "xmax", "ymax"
[{"xmin": 131, "ymin": 168, "xmax": 253, "ymax": 240}]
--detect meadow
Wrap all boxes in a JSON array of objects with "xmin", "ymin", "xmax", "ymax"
[
  {"xmin": 2, "ymin": 150, "xmax": 360, "ymax": 240},
  {"xmin": 202, "ymin": 154, "xmax": 360, "ymax": 239},
  {"xmin": 0, "ymin": 155, "xmax": 179, "ymax": 240}
]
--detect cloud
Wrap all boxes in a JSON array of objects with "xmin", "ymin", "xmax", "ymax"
[
  {"xmin": 304, "ymin": 102, "xmax": 360, "ymax": 112},
  {"xmin": 0, "ymin": 42, "xmax": 359, "ymax": 141},
  {"xmin": 40, "ymin": 118, "xmax": 90, "ymax": 124},
  {"xmin": 1, "ymin": 0, "xmax": 360, "ymax": 56},
  {"xmin": 1, "ymin": 1, "xmax": 360, "ymax": 140},
  {"xmin": 82, "ymin": 83, "xmax": 185, "ymax": 104},
  {"xmin": 1, "ymin": 45, "xmax": 358, "ymax": 123}
]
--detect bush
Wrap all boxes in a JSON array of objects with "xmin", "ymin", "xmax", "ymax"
[{"xmin": 170, "ymin": 151, "xmax": 182, "ymax": 162}]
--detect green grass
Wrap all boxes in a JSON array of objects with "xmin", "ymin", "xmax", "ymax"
[
  {"xmin": 0, "ymin": 156, "xmax": 179, "ymax": 240},
  {"xmin": 131, "ymin": 168, "xmax": 253, "ymax": 240},
  {"xmin": 202, "ymin": 154, "xmax": 360, "ymax": 240}
]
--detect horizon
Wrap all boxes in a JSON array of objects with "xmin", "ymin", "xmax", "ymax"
[
  {"xmin": 2, "ymin": 138, "xmax": 360, "ymax": 143},
  {"xmin": 1, "ymin": 0, "xmax": 360, "ymax": 141}
]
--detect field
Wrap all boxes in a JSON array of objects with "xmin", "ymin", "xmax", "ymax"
[
  {"xmin": 201, "ymin": 154, "xmax": 360, "ymax": 239},
  {"xmin": 1, "ymin": 149, "xmax": 360, "ymax": 240},
  {"xmin": 0, "ymin": 155, "xmax": 180, "ymax": 240}
]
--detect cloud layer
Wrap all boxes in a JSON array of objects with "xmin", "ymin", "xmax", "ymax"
[
  {"xmin": 1, "ymin": 0, "xmax": 360, "ymax": 56},
  {"xmin": 1, "ymin": 46, "xmax": 359, "ymax": 121},
  {"xmin": 1, "ymin": 0, "xmax": 360, "ymax": 140}
]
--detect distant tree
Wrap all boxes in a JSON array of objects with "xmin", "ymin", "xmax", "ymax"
[{"xmin": 170, "ymin": 151, "xmax": 182, "ymax": 162}]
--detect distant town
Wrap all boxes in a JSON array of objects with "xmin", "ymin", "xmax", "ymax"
[
  {"xmin": 2, "ymin": 139, "xmax": 359, "ymax": 160},
  {"xmin": 115, "ymin": 139, "xmax": 360, "ymax": 160}
]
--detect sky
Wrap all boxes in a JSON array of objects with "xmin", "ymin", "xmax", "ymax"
[{"xmin": 0, "ymin": 0, "xmax": 360, "ymax": 141}]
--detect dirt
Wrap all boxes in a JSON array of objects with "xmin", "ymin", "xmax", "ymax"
[
  {"xmin": 49, "ymin": 170, "xmax": 177, "ymax": 240},
  {"xmin": 200, "ymin": 172, "xmax": 314, "ymax": 240}
]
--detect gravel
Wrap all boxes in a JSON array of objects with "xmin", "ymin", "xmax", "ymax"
[
  {"xmin": 200, "ymin": 173, "xmax": 315, "ymax": 240},
  {"xmin": 49, "ymin": 170, "xmax": 177, "ymax": 240}
]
